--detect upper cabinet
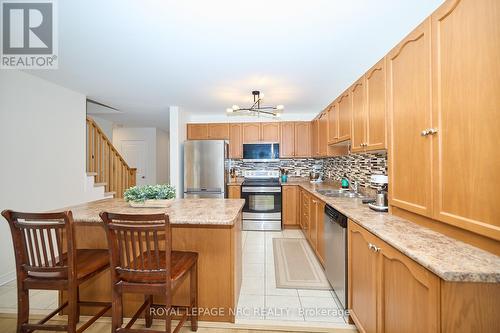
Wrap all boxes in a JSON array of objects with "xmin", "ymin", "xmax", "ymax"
[
  {"xmin": 365, "ymin": 59, "xmax": 387, "ymax": 150},
  {"xmin": 318, "ymin": 111, "xmax": 328, "ymax": 156},
  {"xmin": 242, "ymin": 123, "xmax": 261, "ymax": 143},
  {"xmin": 337, "ymin": 91, "xmax": 351, "ymax": 142},
  {"xmin": 294, "ymin": 122, "xmax": 311, "ymax": 158},
  {"xmin": 187, "ymin": 124, "xmax": 208, "ymax": 140},
  {"xmin": 327, "ymin": 103, "xmax": 338, "ymax": 144},
  {"xmin": 388, "ymin": 19, "xmax": 433, "ymax": 218},
  {"xmin": 207, "ymin": 123, "xmax": 229, "ymax": 139},
  {"xmin": 279, "ymin": 122, "xmax": 295, "ymax": 158},
  {"xmin": 311, "ymin": 119, "xmax": 319, "ymax": 157},
  {"xmin": 261, "ymin": 122, "xmax": 280, "ymax": 142},
  {"xmin": 429, "ymin": 0, "xmax": 500, "ymax": 240},
  {"xmin": 229, "ymin": 123, "xmax": 243, "ymax": 159},
  {"xmin": 350, "ymin": 78, "xmax": 366, "ymax": 152}
]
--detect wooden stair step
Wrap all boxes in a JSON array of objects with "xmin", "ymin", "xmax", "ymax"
[
  {"xmin": 86, "ymin": 172, "xmax": 98, "ymax": 176},
  {"xmin": 94, "ymin": 182, "xmax": 107, "ymax": 187},
  {"xmin": 104, "ymin": 192, "xmax": 116, "ymax": 197}
]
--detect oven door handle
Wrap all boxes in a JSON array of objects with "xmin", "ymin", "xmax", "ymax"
[{"xmin": 242, "ymin": 187, "xmax": 281, "ymax": 193}]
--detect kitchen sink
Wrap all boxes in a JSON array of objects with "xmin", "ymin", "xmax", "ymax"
[{"xmin": 315, "ymin": 188, "xmax": 365, "ymax": 199}]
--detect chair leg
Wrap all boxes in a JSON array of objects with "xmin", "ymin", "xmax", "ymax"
[
  {"xmin": 17, "ymin": 284, "xmax": 29, "ymax": 333},
  {"xmin": 67, "ymin": 287, "xmax": 78, "ymax": 333},
  {"xmin": 111, "ymin": 285, "xmax": 123, "ymax": 333},
  {"xmin": 190, "ymin": 263, "xmax": 198, "ymax": 332},
  {"xmin": 76, "ymin": 286, "xmax": 80, "ymax": 323},
  {"xmin": 144, "ymin": 295, "xmax": 153, "ymax": 328},
  {"xmin": 165, "ymin": 289, "xmax": 172, "ymax": 333}
]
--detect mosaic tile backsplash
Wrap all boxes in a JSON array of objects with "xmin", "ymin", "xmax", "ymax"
[
  {"xmin": 230, "ymin": 158, "xmax": 323, "ymax": 177},
  {"xmin": 322, "ymin": 151, "xmax": 388, "ymax": 190}
]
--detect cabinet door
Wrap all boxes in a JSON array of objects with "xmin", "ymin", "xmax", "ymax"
[
  {"xmin": 282, "ymin": 186, "xmax": 298, "ymax": 226},
  {"xmin": 229, "ymin": 123, "xmax": 243, "ymax": 159},
  {"xmin": 242, "ymin": 123, "xmax": 261, "ymax": 143},
  {"xmin": 431, "ymin": 0, "xmax": 500, "ymax": 240},
  {"xmin": 311, "ymin": 120, "xmax": 319, "ymax": 157},
  {"xmin": 328, "ymin": 103, "xmax": 339, "ymax": 144},
  {"xmin": 318, "ymin": 112, "xmax": 328, "ymax": 156},
  {"xmin": 228, "ymin": 185, "xmax": 241, "ymax": 199},
  {"xmin": 280, "ymin": 122, "xmax": 295, "ymax": 158},
  {"xmin": 348, "ymin": 221, "xmax": 378, "ymax": 333},
  {"xmin": 261, "ymin": 122, "xmax": 280, "ymax": 142},
  {"xmin": 187, "ymin": 124, "xmax": 208, "ymax": 140},
  {"xmin": 366, "ymin": 59, "xmax": 387, "ymax": 151},
  {"xmin": 378, "ymin": 238, "xmax": 440, "ymax": 333},
  {"xmin": 337, "ymin": 92, "xmax": 351, "ymax": 142},
  {"xmin": 387, "ymin": 19, "xmax": 433, "ymax": 217},
  {"xmin": 294, "ymin": 122, "xmax": 311, "ymax": 157},
  {"xmin": 351, "ymin": 78, "xmax": 366, "ymax": 152},
  {"xmin": 207, "ymin": 123, "xmax": 229, "ymax": 139},
  {"xmin": 301, "ymin": 192, "xmax": 310, "ymax": 234},
  {"xmin": 309, "ymin": 199, "xmax": 318, "ymax": 248},
  {"xmin": 316, "ymin": 200, "xmax": 326, "ymax": 265}
]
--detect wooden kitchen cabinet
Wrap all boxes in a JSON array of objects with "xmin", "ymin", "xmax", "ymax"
[
  {"xmin": 279, "ymin": 122, "xmax": 295, "ymax": 158},
  {"xmin": 387, "ymin": 19, "xmax": 433, "ymax": 218},
  {"xmin": 365, "ymin": 59, "xmax": 387, "ymax": 151},
  {"xmin": 187, "ymin": 124, "xmax": 208, "ymax": 139},
  {"xmin": 327, "ymin": 103, "xmax": 338, "ymax": 144},
  {"xmin": 318, "ymin": 111, "xmax": 328, "ymax": 156},
  {"xmin": 337, "ymin": 91, "xmax": 351, "ymax": 142},
  {"xmin": 311, "ymin": 119, "xmax": 319, "ymax": 157},
  {"xmin": 261, "ymin": 122, "xmax": 280, "ymax": 142},
  {"xmin": 351, "ymin": 78, "xmax": 366, "ymax": 152},
  {"xmin": 348, "ymin": 221, "xmax": 379, "ymax": 333},
  {"xmin": 294, "ymin": 122, "xmax": 311, "ymax": 157},
  {"xmin": 282, "ymin": 186, "xmax": 299, "ymax": 226},
  {"xmin": 242, "ymin": 123, "xmax": 261, "ymax": 143},
  {"xmin": 348, "ymin": 220, "xmax": 440, "ymax": 333},
  {"xmin": 429, "ymin": 0, "xmax": 500, "ymax": 240},
  {"xmin": 309, "ymin": 198, "xmax": 318, "ymax": 247},
  {"xmin": 229, "ymin": 123, "xmax": 243, "ymax": 159},
  {"xmin": 228, "ymin": 185, "xmax": 241, "ymax": 199},
  {"xmin": 300, "ymin": 190, "xmax": 311, "ymax": 234},
  {"xmin": 207, "ymin": 123, "xmax": 229, "ymax": 139}
]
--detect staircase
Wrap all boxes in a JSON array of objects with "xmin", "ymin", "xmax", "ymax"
[{"xmin": 86, "ymin": 116, "xmax": 137, "ymax": 198}]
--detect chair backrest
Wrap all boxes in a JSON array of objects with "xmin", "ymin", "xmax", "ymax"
[
  {"xmin": 1, "ymin": 210, "xmax": 76, "ymax": 280},
  {"xmin": 100, "ymin": 212, "xmax": 171, "ymax": 283}
]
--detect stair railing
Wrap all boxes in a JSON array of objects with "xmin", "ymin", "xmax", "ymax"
[{"xmin": 86, "ymin": 116, "xmax": 136, "ymax": 197}]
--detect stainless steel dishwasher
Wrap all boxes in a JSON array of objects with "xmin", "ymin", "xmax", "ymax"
[{"xmin": 324, "ymin": 204, "xmax": 348, "ymax": 309}]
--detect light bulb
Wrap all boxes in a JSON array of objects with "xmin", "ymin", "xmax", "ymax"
[
  {"xmin": 276, "ymin": 104, "xmax": 284, "ymax": 110},
  {"xmin": 226, "ymin": 108, "xmax": 234, "ymax": 113},
  {"xmin": 260, "ymin": 93, "xmax": 265, "ymax": 99},
  {"xmin": 232, "ymin": 105, "xmax": 239, "ymax": 110},
  {"xmin": 275, "ymin": 113, "xmax": 281, "ymax": 118}
]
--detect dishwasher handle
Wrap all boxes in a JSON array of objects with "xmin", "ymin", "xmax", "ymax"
[{"xmin": 325, "ymin": 204, "xmax": 348, "ymax": 228}]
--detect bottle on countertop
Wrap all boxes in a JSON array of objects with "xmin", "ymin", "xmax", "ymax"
[{"xmin": 341, "ymin": 174, "xmax": 349, "ymax": 189}]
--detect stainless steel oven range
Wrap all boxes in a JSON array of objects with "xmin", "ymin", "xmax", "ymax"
[{"xmin": 241, "ymin": 170, "xmax": 282, "ymax": 231}]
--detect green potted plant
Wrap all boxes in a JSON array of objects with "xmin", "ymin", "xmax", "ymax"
[{"xmin": 124, "ymin": 184, "xmax": 176, "ymax": 208}]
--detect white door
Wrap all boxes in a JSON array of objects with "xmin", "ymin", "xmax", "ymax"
[{"xmin": 120, "ymin": 140, "xmax": 148, "ymax": 186}]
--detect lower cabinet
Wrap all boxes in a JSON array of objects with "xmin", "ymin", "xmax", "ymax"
[
  {"xmin": 228, "ymin": 185, "xmax": 241, "ymax": 199},
  {"xmin": 298, "ymin": 188, "xmax": 325, "ymax": 265},
  {"xmin": 282, "ymin": 186, "xmax": 299, "ymax": 226},
  {"xmin": 348, "ymin": 220, "xmax": 440, "ymax": 333}
]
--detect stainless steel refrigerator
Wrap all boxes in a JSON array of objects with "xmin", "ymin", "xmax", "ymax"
[{"xmin": 183, "ymin": 140, "xmax": 229, "ymax": 198}]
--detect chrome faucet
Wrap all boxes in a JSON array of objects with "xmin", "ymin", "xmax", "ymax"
[{"xmin": 350, "ymin": 181, "xmax": 359, "ymax": 194}]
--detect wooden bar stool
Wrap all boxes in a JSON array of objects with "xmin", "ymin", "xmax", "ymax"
[
  {"xmin": 100, "ymin": 212, "xmax": 198, "ymax": 333},
  {"xmin": 1, "ymin": 210, "xmax": 111, "ymax": 333}
]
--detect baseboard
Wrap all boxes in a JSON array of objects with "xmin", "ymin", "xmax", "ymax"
[
  {"xmin": 283, "ymin": 225, "xmax": 301, "ymax": 229},
  {"xmin": 0, "ymin": 271, "xmax": 15, "ymax": 286}
]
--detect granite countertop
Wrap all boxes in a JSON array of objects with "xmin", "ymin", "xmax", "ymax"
[
  {"xmin": 283, "ymin": 178, "xmax": 500, "ymax": 283},
  {"xmin": 63, "ymin": 198, "xmax": 245, "ymax": 226}
]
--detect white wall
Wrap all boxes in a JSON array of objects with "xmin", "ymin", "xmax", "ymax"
[
  {"xmin": 113, "ymin": 127, "xmax": 157, "ymax": 185},
  {"xmin": 156, "ymin": 129, "xmax": 170, "ymax": 184},
  {"xmin": 0, "ymin": 71, "xmax": 87, "ymax": 284},
  {"xmin": 169, "ymin": 106, "xmax": 187, "ymax": 198}
]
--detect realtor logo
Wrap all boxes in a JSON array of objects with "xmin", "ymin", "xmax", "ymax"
[{"xmin": 1, "ymin": 0, "xmax": 58, "ymax": 69}]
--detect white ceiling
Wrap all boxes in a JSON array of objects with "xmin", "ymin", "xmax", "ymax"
[{"xmin": 29, "ymin": 0, "xmax": 444, "ymax": 131}]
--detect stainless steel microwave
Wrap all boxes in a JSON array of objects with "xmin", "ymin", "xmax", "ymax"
[{"xmin": 242, "ymin": 143, "xmax": 279, "ymax": 161}]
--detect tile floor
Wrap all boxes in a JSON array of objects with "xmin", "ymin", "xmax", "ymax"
[
  {"xmin": 0, "ymin": 281, "xmax": 58, "ymax": 315},
  {"xmin": 236, "ymin": 229, "xmax": 349, "ymax": 326}
]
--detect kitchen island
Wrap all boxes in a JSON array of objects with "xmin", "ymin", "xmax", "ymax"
[{"xmin": 58, "ymin": 198, "xmax": 245, "ymax": 323}]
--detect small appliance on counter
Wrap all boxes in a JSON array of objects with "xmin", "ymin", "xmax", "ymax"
[
  {"xmin": 368, "ymin": 175, "xmax": 389, "ymax": 212},
  {"xmin": 309, "ymin": 165, "xmax": 323, "ymax": 183}
]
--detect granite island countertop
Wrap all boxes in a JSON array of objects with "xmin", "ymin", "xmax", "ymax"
[
  {"xmin": 282, "ymin": 178, "xmax": 500, "ymax": 283},
  {"xmin": 63, "ymin": 198, "xmax": 245, "ymax": 226}
]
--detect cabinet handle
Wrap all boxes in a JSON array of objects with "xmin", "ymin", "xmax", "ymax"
[
  {"xmin": 428, "ymin": 128, "xmax": 438, "ymax": 135},
  {"xmin": 368, "ymin": 243, "xmax": 381, "ymax": 253},
  {"xmin": 421, "ymin": 129, "xmax": 431, "ymax": 136}
]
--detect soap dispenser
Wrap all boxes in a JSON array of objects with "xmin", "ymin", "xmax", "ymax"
[{"xmin": 341, "ymin": 174, "xmax": 349, "ymax": 189}]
